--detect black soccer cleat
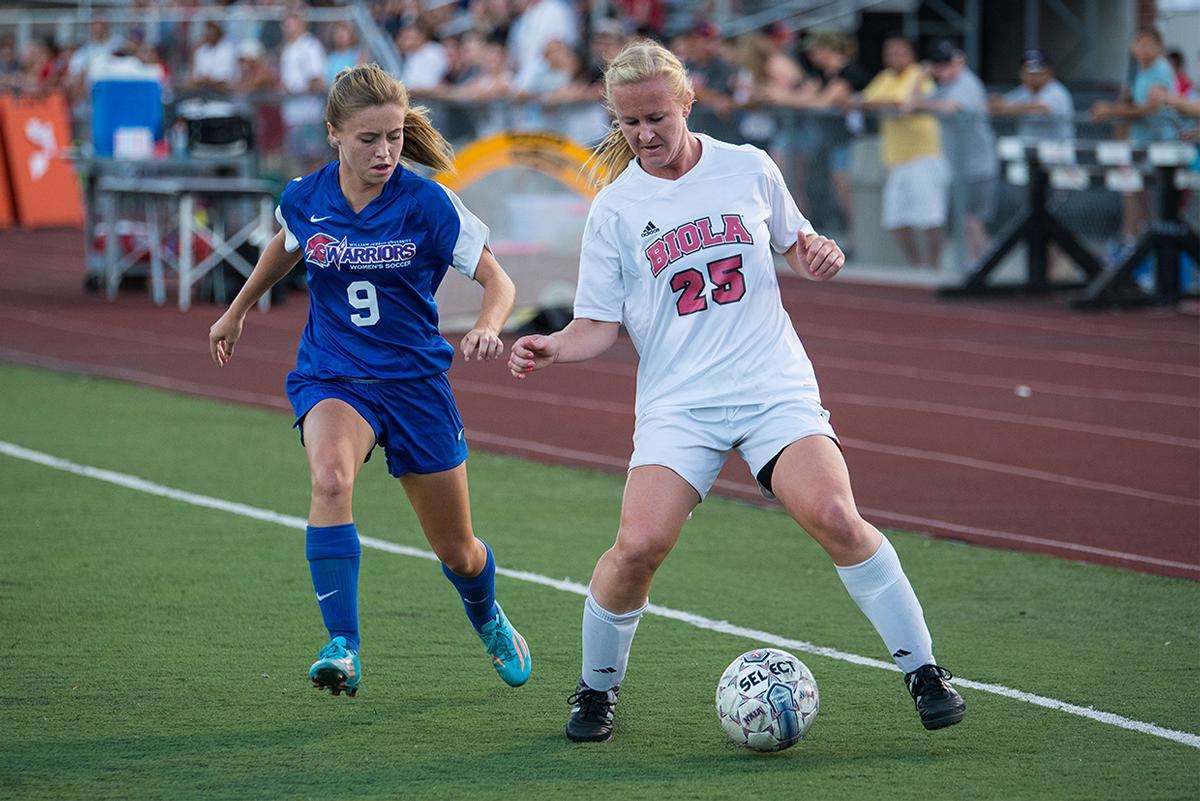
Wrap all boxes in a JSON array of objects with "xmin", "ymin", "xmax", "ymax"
[
  {"xmin": 566, "ymin": 680, "xmax": 619, "ymax": 742},
  {"xmin": 905, "ymin": 664, "xmax": 966, "ymax": 730}
]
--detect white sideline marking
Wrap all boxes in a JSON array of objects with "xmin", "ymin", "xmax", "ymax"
[{"xmin": 1, "ymin": 439, "xmax": 1198, "ymax": 750}]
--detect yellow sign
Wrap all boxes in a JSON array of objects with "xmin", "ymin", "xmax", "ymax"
[{"xmin": 435, "ymin": 131, "xmax": 600, "ymax": 197}]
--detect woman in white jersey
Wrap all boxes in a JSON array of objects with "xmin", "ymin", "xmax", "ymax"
[{"xmin": 507, "ymin": 41, "xmax": 965, "ymax": 742}]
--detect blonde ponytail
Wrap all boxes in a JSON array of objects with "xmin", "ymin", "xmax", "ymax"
[
  {"xmin": 400, "ymin": 104, "xmax": 455, "ymax": 173},
  {"xmin": 582, "ymin": 122, "xmax": 634, "ymax": 189}
]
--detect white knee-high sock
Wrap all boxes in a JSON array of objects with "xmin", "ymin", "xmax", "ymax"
[
  {"xmin": 836, "ymin": 536, "xmax": 934, "ymax": 674},
  {"xmin": 581, "ymin": 591, "xmax": 646, "ymax": 691}
]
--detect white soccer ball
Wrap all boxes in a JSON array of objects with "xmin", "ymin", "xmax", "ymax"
[{"xmin": 715, "ymin": 648, "xmax": 819, "ymax": 752}]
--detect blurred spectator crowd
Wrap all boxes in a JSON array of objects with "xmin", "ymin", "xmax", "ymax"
[{"xmin": 0, "ymin": 1, "xmax": 1196, "ymax": 269}]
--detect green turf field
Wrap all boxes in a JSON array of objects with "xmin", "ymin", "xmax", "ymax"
[{"xmin": 1, "ymin": 363, "xmax": 1197, "ymax": 801}]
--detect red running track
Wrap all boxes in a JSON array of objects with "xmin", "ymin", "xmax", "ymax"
[{"xmin": 2, "ymin": 229, "xmax": 1197, "ymax": 579}]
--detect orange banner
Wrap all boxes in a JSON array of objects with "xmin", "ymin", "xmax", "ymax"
[
  {"xmin": 0, "ymin": 92, "xmax": 83, "ymax": 228},
  {"xmin": 0, "ymin": 107, "xmax": 13, "ymax": 228},
  {"xmin": 0, "ymin": 144, "xmax": 12, "ymax": 228}
]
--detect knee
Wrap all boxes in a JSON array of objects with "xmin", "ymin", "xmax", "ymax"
[
  {"xmin": 310, "ymin": 462, "xmax": 355, "ymax": 503},
  {"xmin": 438, "ymin": 542, "xmax": 480, "ymax": 576},
  {"xmin": 610, "ymin": 528, "xmax": 671, "ymax": 583},
  {"xmin": 804, "ymin": 497, "xmax": 871, "ymax": 553}
]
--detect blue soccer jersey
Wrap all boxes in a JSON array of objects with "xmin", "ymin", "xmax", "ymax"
[{"xmin": 276, "ymin": 162, "xmax": 489, "ymax": 380}]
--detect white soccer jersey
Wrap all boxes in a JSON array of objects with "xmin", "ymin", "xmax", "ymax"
[{"xmin": 574, "ymin": 134, "xmax": 820, "ymax": 416}]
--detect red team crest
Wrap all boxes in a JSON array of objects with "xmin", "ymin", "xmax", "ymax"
[{"xmin": 305, "ymin": 232, "xmax": 344, "ymax": 270}]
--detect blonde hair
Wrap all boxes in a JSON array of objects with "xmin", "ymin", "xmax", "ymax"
[
  {"xmin": 584, "ymin": 40, "xmax": 694, "ymax": 189},
  {"xmin": 326, "ymin": 63, "xmax": 455, "ymax": 173},
  {"xmin": 805, "ymin": 30, "xmax": 857, "ymax": 60},
  {"xmin": 736, "ymin": 33, "xmax": 773, "ymax": 84}
]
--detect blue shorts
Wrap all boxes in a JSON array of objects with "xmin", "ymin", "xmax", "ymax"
[{"xmin": 285, "ymin": 371, "xmax": 468, "ymax": 477}]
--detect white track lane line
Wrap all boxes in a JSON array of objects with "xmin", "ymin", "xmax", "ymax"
[
  {"xmin": 451, "ymin": 380, "xmax": 1200, "ymax": 507},
  {"xmin": 3, "ymin": 349, "xmax": 1194, "ymax": 572},
  {"xmin": 792, "ymin": 323, "xmax": 1200, "ymax": 378},
  {"xmin": 12, "ymin": 295, "xmax": 1198, "ymax": 424},
  {"xmin": 466, "ymin": 430, "xmax": 1200, "ymax": 573},
  {"xmin": 6, "ymin": 301, "xmax": 1197, "ymax": 379},
  {"xmin": 1, "ymin": 439, "xmax": 1197, "ymax": 750},
  {"xmin": 550, "ymin": 353, "xmax": 1200, "ymax": 409},
  {"xmin": 775, "ymin": 281, "xmax": 1200, "ymax": 346}
]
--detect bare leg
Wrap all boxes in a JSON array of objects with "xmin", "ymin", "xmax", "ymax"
[
  {"xmin": 400, "ymin": 464, "xmax": 487, "ymax": 576},
  {"xmin": 769, "ymin": 435, "xmax": 942, "ymax": 683},
  {"xmin": 926, "ymin": 226, "xmax": 944, "ymax": 270},
  {"xmin": 965, "ymin": 215, "xmax": 989, "ymax": 261},
  {"xmin": 589, "ymin": 465, "xmax": 700, "ymax": 612},
  {"xmin": 404, "ymin": 463, "xmax": 530, "ymax": 685},
  {"xmin": 301, "ymin": 398, "xmax": 377, "ymax": 525},
  {"xmin": 769, "ymin": 435, "xmax": 880, "ymax": 565},
  {"xmin": 892, "ymin": 226, "xmax": 923, "ymax": 266},
  {"xmin": 1121, "ymin": 190, "xmax": 1149, "ymax": 241},
  {"xmin": 574, "ymin": 465, "xmax": 700, "ymax": 704},
  {"xmin": 299, "ymin": 398, "xmax": 376, "ymax": 669},
  {"xmin": 831, "ymin": 169, "xmax": 855, "ymax": 249}
]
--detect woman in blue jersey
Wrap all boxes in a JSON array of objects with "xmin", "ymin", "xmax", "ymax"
[{"xmin": 208, "ymin": 64, "xmax": 531, "ymax": 696}]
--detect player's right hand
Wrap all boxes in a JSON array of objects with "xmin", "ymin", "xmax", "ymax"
[
  {"xmin": 209, "ymin": 312, "xmax": 244, "ymax": 367},
  {"xmin": 508, "ymin": 334, "xmax": 560, "ymax": 380}
]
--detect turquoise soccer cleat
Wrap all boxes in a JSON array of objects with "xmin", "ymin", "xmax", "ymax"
[
  {"xmin": 479, "ymin": 604, "xmax": 531, "ymax": 687},
  {"xmin": 308, "ymin": 636, "xmax": 362, "ymax": 697}
]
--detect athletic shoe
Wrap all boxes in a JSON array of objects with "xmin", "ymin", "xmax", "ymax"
[
  {"xmin": 479, "ymin": 604, "xmax": 531, "ymax": 687},
  {"xmin": 905, "ymin": 664, "xmax": 965, "ymax": 730},
  {"xmin": 308, "ymin": 636, "xmax": 361, "ymax": 697},
  {"xmin": 566, "ymin": 680, "xmax": 619, "ymax": 742}
]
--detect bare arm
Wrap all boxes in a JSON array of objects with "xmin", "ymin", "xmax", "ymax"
[
  {"xmin": 816, "ymin": 76, "xmax": 854, "ymax": 108},
  {"xmin": 856, "ymin": 97, "xmax": 903, "ymax": 110},
  {"xmin": 766, "ymin": 76, "xmax": 830, "ymax": 109},
  {"xmin": 990, "ymin": 95, "xmax": 1053, "ymax": 115},
  {"xmin": 459, "ymin": 246, "xmax": 515, "ymax": 362},
  {"xmin": 208, "ymin": 229, "xmax": 301, "ymax": 366},
  {"xmin": 507, "ymin": 317, "xmax": 620, "ymax": 379},
  {"xmin": 1165, "ymin": 94, "xmax": 1200, "ymax": 117},
  {"xmin": 1092, "ymin": 86, "xmax": 1171, "ymax": 121},
  {"xmin": 915, "ymin": 97, "xmax": 961, "ymax": 112}
]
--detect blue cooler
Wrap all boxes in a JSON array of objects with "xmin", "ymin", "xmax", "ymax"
[{"xmin": 90, "ymin": 60, "xmax": 164, "ymax": 157}]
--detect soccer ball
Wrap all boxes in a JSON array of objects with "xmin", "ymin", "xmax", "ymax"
[{"xmin": 715, "ymin": 648, "xmax": 819, "ymax": 752}]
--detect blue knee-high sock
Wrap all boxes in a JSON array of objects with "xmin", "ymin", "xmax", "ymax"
[
  {"xmin": 306, "ymin": 523, "xmax": 361, "ymax": 650},
  {"xmin": 442, "ymin": 540, "xmax": 498, "ymax": 633}
]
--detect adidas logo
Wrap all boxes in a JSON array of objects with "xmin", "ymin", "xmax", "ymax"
[
  {"xmin": 592, "ymin": 667, "xmax": 618, "ymax": 674},
  {"xmin": 640, "ymin": 220, "xmax": 660, "ymax": 238},
  {"xmin": 893, "ymin": 649, "xmax": 912, "ymax": 658}
]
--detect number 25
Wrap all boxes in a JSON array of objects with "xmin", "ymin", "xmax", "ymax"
[{"xmin": 669, "ymin": 255, "xmax": 746, "ymax": 316}]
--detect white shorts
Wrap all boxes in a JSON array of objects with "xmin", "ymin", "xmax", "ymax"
[
  {"xmin": 882, "ymin": 155, "xmax": 950, "ymax": 230},
  {"xmin": 629, "ymin": 398, "xmax": 838, "ymax": 500}
]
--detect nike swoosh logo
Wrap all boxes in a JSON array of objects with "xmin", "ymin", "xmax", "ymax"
[
  {"xmin": 316, "ymin": 590, "xmax": 338, "ymax": 601},
  {"xmin": 310, "ymin": 214, "xmax": 331, "ymax": 223}
]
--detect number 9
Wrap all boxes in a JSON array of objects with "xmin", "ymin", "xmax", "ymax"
[{"xmin": 347, "ymin": 280, "xmax": 380, "ymax": 327}]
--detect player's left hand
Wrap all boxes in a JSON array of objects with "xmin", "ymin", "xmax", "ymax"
[
  {"xmin": 801, "ymin": 234, "xmax": 845, "ymax": 281},
  {"xmin": 460, "ymin": 327, "xmax": 504, "ymax": 362}
]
